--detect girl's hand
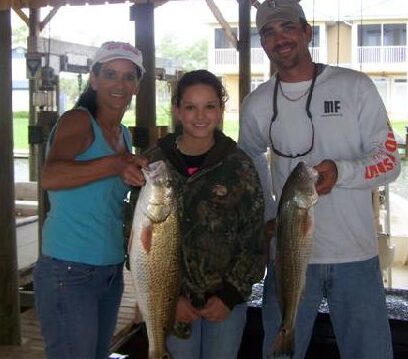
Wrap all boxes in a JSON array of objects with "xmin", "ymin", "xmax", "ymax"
[
  {"xmin": 199, "ymin": 296, "xmax": 230, "ymax": 322},
  {"xmin": 175, "ymin": 296, "xmax": 201, "ymax": 323}
]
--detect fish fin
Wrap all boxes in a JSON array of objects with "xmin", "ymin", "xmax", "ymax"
[
  {"xmin": 127, "ymin": 231, "xmax": 133, "ymax": 253},
  {"xmin": 141, "ymin": 224, "xmax": 153, "ymax": 253},
  {"xmin": 148, "ymin": 351, "xmax": 172, "ymax": 359},
  {"xmin": 300, "ymin": 212, "xmax": 313, "ymax": 238},
  {"xmin": 133, "ymin": 302, "xmax": 143, "ymax": 324},
  {"xmin": 269, "ymin": 328, "xmax": 294, "ymax": 359}
]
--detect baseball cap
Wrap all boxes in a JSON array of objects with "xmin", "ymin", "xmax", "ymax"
[
  {"xmin": 256, "ymin": 0, "xmax": 306, "ymax": 32},
  {"xmin": 91, "ymin": 41, "xmax": 145, "ymax": 75}
]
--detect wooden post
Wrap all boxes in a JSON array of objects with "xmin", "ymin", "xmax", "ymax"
[
  {"xmin": 238, "ymin": 0, "xmax": 251, "ymax": 108},
  {"xmin": 130, "ymin": 3, "xmax": 156, "ymax": 148},
  {"xmin": 0, "ymin": 8, "xmax": 21, "ymax": 345},
  {"xmin": 28, "ymin": 8, "xmax": 40, "ymax": 181}
]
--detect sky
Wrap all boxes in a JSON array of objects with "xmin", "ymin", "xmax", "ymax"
[
  {"xmin": 11, "ymin": 0, "xmax": 408, "ymax": 48},
  {"xmin": 12, "ymin": 0, "xmax": 408, "ymax": 46},
  {"xmin": 11, "ymin": 0, "xmax": 212, "ymax": 47}
]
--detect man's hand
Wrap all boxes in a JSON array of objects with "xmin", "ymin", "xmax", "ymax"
[{"xmin": 314, "ymin": 160, "xmax": 338, "ymax": 195}]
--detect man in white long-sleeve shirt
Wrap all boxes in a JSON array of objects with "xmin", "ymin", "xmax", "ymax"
[{"xmin": 238, "ymin": 1, "xmax": 401, "ymax": 358}]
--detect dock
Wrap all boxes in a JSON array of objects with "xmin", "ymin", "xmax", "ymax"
[
  {"xmin": 1, "ymin": 180, "xmax": 144, "ymax": 359},
  {"xmin": 0, "ymin": 269, "xmax": 138, "ymax": 358}
]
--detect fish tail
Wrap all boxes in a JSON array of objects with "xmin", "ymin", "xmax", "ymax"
[
  {"xmin": 148, "ymin": 351, "xmax": 172, "ymax": 359},
  {"xmin": 269, "ymin": 328, "xmax": 294, "ymax": 359}
]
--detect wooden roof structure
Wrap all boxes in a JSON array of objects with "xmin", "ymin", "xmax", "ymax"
[
  {"xmin": 0, "ymin": 0, "xmax": 145, "ymax": 10},
  {"xmin": 0, "ymin": 0, "xmax": 254, "ymax": 348}
]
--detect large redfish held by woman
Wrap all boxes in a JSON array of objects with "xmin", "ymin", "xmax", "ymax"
[
  {"xmin": 270, "ymin": 161, "xmax": 319, "ymax": 359},
  {"xmin": 129, "ymin": 160, "xmax": 180, "ymax": 359}
]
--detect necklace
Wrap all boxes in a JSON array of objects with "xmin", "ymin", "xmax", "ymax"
[
  {"xmin": 269, "ymin": 63, "xmax": 318, "ymax": 158},
  {"xmin": 279, "ymin": 80, "xmax": 311, "ymax": 102}
]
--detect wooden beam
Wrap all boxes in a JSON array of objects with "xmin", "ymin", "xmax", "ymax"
[
  {"xmin": 39, "ymin": 6, "xmax": 60, "ymax": 32},
  {"xmin": 206, "ymin": 0, "xmax": 238, "ymax": 49},
  {"xmin": 12, "ymin": 6, "xmax": 29, "ymax": 23},
  {"xmin": 0, "ymin": 0, "xmax": 135, "ymax": 10},
  {"xmin": 250, "ymin": 0, "xmax": 260, "ymax": 9},
  {"xmin": 28, "ymin": 35, "xmax": 98, "ymax": 58},
  {"xmin": 238, "ymin": 0, "xmax": 251, "ymax": 106},
  {"xmin": 0, "ymin": 8, "xmax": 21, "ymax": 345},
  {"xmin": 131, "ymin": 3, "xmax": 157, "ymax": 143}
]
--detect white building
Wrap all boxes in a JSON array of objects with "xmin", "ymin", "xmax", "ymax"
[{"xmin": 207, "ymin": 0, "xmax": 408, "ymax": 120}]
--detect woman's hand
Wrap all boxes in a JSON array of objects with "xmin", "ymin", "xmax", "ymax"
[
  {"xmin": 117, "ymin": 154, "xmax": 148, "ymax": 187},
  {"xmin": 175, "ymin": 296, "xmax": 201, "ymax": 324},
  {"xmin": 199, "ymin": 296, "xmax": 230, "ymax": 322}
]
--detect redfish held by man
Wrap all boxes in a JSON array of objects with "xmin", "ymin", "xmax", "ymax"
[
  {"xmin": 269, "ymin": 162, "xmax": 319, "ymax": 359},
  {"xmin": 129, "ymin": 160, "xmax": 180, "ymax": 359}
]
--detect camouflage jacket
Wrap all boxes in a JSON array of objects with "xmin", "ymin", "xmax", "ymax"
[{"xmin": 129, "ymin": 130, "xmax": 265, "ymax": 310}]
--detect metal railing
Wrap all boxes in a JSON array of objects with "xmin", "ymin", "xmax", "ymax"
[
  {"xmin": 213, "ymin": 47, "xmax": 321, "ymax": 66},
  {"xmin": 357, "ymin": 46, "xmax": 407, "ymax": 64}
]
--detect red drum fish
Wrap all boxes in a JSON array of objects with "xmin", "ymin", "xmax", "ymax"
[
  {"xmin": 270, "ymin": 162, "xmax": 319, "ymax": 359},
  {"xmin": 129, "ymin": 160, "xmax": 180, "ymax": 359}
]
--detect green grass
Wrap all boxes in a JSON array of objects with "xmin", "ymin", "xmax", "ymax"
[
  {"xmin": 391, "ymin": 121, "xmax": 408, "ymax": 138},
  {"xmin": 222, "ymin": 117, "xmax": 239, "ymax": 141},
  {"xmin": 13, "ymin": 111, "xmax": 29, "ymax": 150},
  {"xmin": 12, "ymin": 111, "xmax": 405, "ymax": 151}
]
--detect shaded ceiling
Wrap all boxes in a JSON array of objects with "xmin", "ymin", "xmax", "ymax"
[{"xmin": 0, "ymin": 0, "xmax": 165, "ymax": 11}]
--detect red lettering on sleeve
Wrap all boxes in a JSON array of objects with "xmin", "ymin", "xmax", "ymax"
[
  {"xmin": 365, "ymin": 130, "xmax": 398, "ymax": 180},
  {"xmin": 385, "ymin": 131, "xmax": 398, "ymax": 152},
  {"xmin": 384, "ymin": 158, "xmax": 395, "ymax": 171},
  {"xmin": 365, "ymin": 165, "xmax": 379, "ymax": 179}
]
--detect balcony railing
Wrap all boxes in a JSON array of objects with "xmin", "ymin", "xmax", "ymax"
[
  {"xmin": 357, "ymin": 46, "xmax": 407, "ymax": 64},
  {"xmin": 213, "ymin": 47, "xmax": 321, "ymax": 67}
]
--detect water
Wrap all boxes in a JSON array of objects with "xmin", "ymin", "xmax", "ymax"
[{"xmin": 14, "ymin": 158, "xmax": 29, "ymax": 182}]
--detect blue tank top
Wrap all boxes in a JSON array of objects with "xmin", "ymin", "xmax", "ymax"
[{"xmin": 42, "ymin": 111, "xmax": 132, "ymax": 265}]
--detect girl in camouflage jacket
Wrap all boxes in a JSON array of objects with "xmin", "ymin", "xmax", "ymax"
[{"xmin": 143, "ymin": 70, "xmax": 265, "ymax": 359}]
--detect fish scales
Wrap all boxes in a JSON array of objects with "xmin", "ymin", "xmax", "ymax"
[
  {"xmin": 129, "ymin": 160, "xmax": 180, "ymax": 359},
  {"xmin": 270, "ymin": 162, "xmax": 318, "ymax": 359}
]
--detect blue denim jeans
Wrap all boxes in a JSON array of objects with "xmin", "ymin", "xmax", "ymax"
[
  {"xmin": 262, "ymin": 256, "xmax": 393, "ymax": 359},
  {"xmin": 33, "ymin": 256, "xmax": 124, "ymax": 359},
  {"xmin": 166, "ymin": 302, "xmax": 247, "ymax": 359}
]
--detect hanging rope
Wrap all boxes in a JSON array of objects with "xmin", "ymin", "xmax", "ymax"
[
  {"xmin": 77, "ymin": 73, "xmax": 83, "ymax": 93},
  {"xmin": 311, "ymin": 0, "xmax": 315, "ymax": 51},
  {"xmin": 46, "ymin": 20, "xmax": 51, "ymax": 68},
  {"xmin": 359, "ymin": 0, "xmax": 363, "ymax": 71},
  {"xmin": 336, "ymin": 0, "xmax": 340, "ymax": 65}
]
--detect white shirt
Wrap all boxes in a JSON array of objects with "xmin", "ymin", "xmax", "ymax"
[{"xmin": 238, "ymin": 65, "xmax": 401, "ymax": 264}]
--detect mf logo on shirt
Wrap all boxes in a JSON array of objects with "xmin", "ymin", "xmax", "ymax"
[{"xmin": 324, "ymin": 100, "xmax": 341, "ymax": 115}]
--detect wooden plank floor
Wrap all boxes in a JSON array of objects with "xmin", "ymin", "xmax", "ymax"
[{"xmin": 0, "ymin": 269, "xmax": 138, "ymax": 358}]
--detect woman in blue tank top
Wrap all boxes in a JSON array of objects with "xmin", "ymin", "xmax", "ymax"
[{"xmin": 33, "ymin": 41, "xmax": 148, "ymax": 359}]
